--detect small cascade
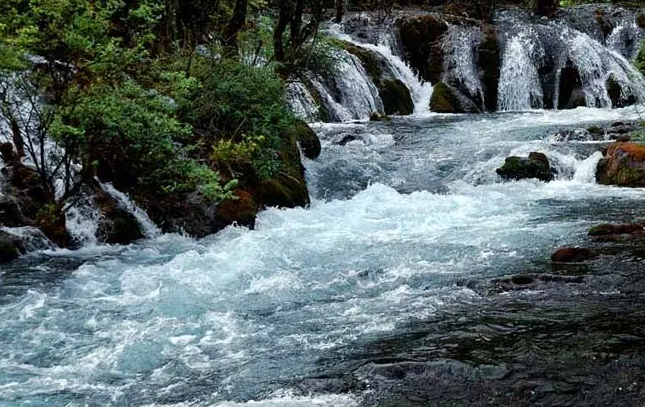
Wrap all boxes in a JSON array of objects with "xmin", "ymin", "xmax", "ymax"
[
  {"xmin": 606, "ymin": 21, "xmax": 641, "ymax": 60},
  {"xmin": 498, "ymin": 28, "xmax": 545, "ymax": 111},
  {"xmin": 0, "ymin": 226, "xmax": 56, "ymax": 251},
  {"xmin": 441, "ymin": 25, "xmax": 484, "ymax": 107},
  {"xmin": 326, "ymin": 24, "xmax": 433, "ymax": 115},
  {"xmin": 65, "ymin": 194, "xmax": 102, "ymax": 246},
  {"xmin": 100, "ymin": 182, "xmax": 161, "ymax": 239},
  {"xmin": 558, "ymin": 25, "xmax": 645, "ymax": 108},
  {"xmin": 286, "ymin": 81, "xmax": 320, "ymax": 122},
  {"xmin": 328, "ymin": 49, "xmax": 384, "ymax": 120}
]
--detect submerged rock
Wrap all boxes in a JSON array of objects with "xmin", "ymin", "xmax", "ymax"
[
  {"xmin": 496, "ymin": 152, "xmax": 555, "ymax": 182},
  {"xmin": 588, "ymin": 223, "xmax": 643, "ymax": 237},
  {"xmin": 551, "ymin": 247, "xmax": 598, "ymax": 263},
  {"xmin": 596, "ymin": 142, "xmax": 645, "ymax": 187},
  {"xmin": 0, "ymin": 231, "xmax": 25, "ymax": 263}
]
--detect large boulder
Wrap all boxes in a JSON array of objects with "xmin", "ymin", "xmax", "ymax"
[
  {"xmin": 0, "ymin": 195, "xmax": 27, "ymax": 227},
  {"xmin": 94, "ymin": 189, "xmax": 144, "ymax": 244},
  {"xmin": 430, "ymin": 82, "xmax": 480, "ymax": 113},
  {"xmin": 596, "ymin": 142, "xmax": 645, "ymax": 187},
  {"xmin": 397, "ymin": 15, "xmax": 449, "ymax": 83},
  {"xmin": 496, "ymin": 152, "xmax": 556, "ymax": 182},
  {"xmin": 606, "ymin": 75, "xmax": 638, "ymax": 108},
  {"xmin": 291, "ymin": 120, "xmax": 321, "ymax": 160},
  {"xmin": 0, "ymin": 231, "xmax": 25, "ymax": 263}
]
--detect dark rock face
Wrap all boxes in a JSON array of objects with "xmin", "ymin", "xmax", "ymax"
[
  {"xmin": 477, "ymin": 25, "xmax": 501, "ymax": 112},
  {"xmin": 94, "ymin": 189, "xmax": 144, "ymax": 245},
  {"xmin": 596, "ymin": 142, "xmax": 645, "ymax": 187},
  {"xmin": 344, "ymin": 44, "xmax": 414, "ymax": 115},
  {"xmin": 0, "ymin": 195, "xmax": 27, "ymax": 227},
  {"xmin": 551, "ymin": 247, "xmax": 597, "ymax": 263},
  {"xmin": 398, "ymin": 15, "xmax": 449, "ymax": 84},
  {"xmin": 496, "ymin": 152, "xmax": 555, "ymax": 182},
  {"xmin": 430, "ymin": 82, "xmax": 480, "ymax": 113},
  {"xmin": 0, "ymin": 231, "xmax": 25, "ymax": 264},
  {"xmin": 292, "ymin": 120, "xmax": 321, "ymax": 159},
  {"xmin": 557, "ymin": 62, "xmax": 585, "ymax": 110},
  {"xmin": 606, "ymin": 75, "xmax": 638, "ymax": 108},
  {"xmin": 637, "ymin": 13, "xmax": 645, "ymax": 29},
  {"xmin": 214, "ymin": 190, "xmax": 258, "ymax": 230}
]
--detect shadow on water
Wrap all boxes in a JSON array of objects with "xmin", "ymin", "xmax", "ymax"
[{"xmin": 299, "ymin": 238, "xmax": 645, "ymax": 406}]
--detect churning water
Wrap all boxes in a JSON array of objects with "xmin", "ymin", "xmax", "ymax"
[{"xmin": 2, "ymin": 105, "xmax": 645, "ymax": 406}]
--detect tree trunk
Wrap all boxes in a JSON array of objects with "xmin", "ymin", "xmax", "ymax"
[
  {"xmin": 273, "ymin": 0, "xmax": 291, "ymax": 62},
  {"xmin": 223, "ymin": 0, "xmax": 249, "ymax": 57},
  {"xmin": 334, "ymin": 0, "xmax": 345, "ymax": 23}
]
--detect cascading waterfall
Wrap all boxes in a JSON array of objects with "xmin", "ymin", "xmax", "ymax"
[
  {"xmin": 606, "ymin": 21, "xmax": 641, "ymax": 60},
  {"xmin": 286, "ymin": 81, "xmax": 320, "ymax": 122},
  {"xmin": 326, "ymin": 24, "xmax": 434, "ymax": 115},
  {"xmin": 441, "ymin": 25, "xmax": 485, "ymax": 108},
  {"xmin": 65, "ymin": 194, "xmax": 102, "ymax": 246},
  {"xmin": 100, "ymin": 182, "xmax": 161, "ymax": 239},
  {"xmin": 498, "ymin": 28, "xmax": 545, "ymax": 111},
  {"xmin": 559, "ymin": 24, "xmax": 645, "ymax": 108}
]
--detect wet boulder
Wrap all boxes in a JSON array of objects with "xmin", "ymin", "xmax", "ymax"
[
  {"xmin": 0, "ymin": 196, "xmax": 27, "ymax": 227},
  {"xmin": 588, "ymin": 223, "xmax": 643, "ymax": 237},
  {"xmin": 606, "ymin": 75, "xmax": 638, "ymax": 108},
  {"xmin": 94, "ymin": 189, "xmax": 144, "ymax": 245},
  {"xmin": 557, "ymin": 62, "xmax": 586, "ymax": 110},
  {"xmin": 596, "ymin": 142, "xmax": 645, "ymax": 187},
  {"xmin": 637, "ymin": 13, "xmax": 645, "ymax": 29},
  {"xmin": 496, "ymin": 152, "xmax": 556, "ymax": 182},
  {"xmin": 397, "ymin": 15, "xmax": 449, "ymax": 83},
  {"xmin": 344, "ymin": 44, "xmax": 414, "ymax": 116},
  {"xmin": 430, "ymin": 82, "xmax": 480, "ymax": 113},
  {"xmin": 551, "ymin": 247, "xmax": 598, "ymax": 263},
  {"xmin": 214, "ymin": 190, "xmax": 258, "ymax": 230},
  {"xmin": 0, "ymin": 231, "xmax": 25, "ymax": 263},
  {"xmin": 291, "ymin": 120, "xmax": 321, "ymax": 160}
]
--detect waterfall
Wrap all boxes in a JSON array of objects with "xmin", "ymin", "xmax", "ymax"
[
  {"xmin": 498, "ymin": 28, "xmax": 545, "ymax": 111},
  {"xmin": 441, "ymin": 25, "xmax": 485, "ymax": 107},
  {"xmin": 286, "ymin": 81, "xmax": 320, "ymax": 122},
  {"xmin": 606, "ymin": 21, "xmax": 641, "ymax": 60},
  {"xmin": 99, "ymin": 182, "xmax": 161, "ymax": 239},
  {"xmin": 559, "ymin": 24, "xmax": 645, "ymax": 108},
  {"xmin": 326, "ymin": 24, "xmax": 433, "ymax": 115},
  {"xmin": 65, "ymin": 194, "xmax": 102, "ymax": 246}
]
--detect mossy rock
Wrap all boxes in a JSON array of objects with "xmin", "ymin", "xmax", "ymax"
[
  {"xmin": 379, "ymin": 79, "xmax": 414, "ymax": 115},
  {"xmin": 606, "ymin": 75, "xmax": 638, "ymax": 108},
  {"xmin": 290, "ymin": 120, "xmax": 321, "ymax": 159},
  {"xmin": 258, "ymin": 175, "xmax": 309, "ymax": 208},
  {"xmin": 0, "ymin": 231, "xmax": 25, "ymax": 263},
  {"xmin": 551, "ymin": 247, "xmax": 597, "ymax": 263},
  {"xmin": 214, "ymin": 189, "xmax": 258, "ymax": 230},
  {"xmin": 430, "ymin": 82, "xmax": 466, "ymax": 113},
  {"xmin": 596, "ymin": 142, "xmax": 645, "ymax": 187},
  {"xmin": 496, "ymin": 152, "xmax": 555, "ymax": 182},
  {"xmin": 94, "ymin": 189, "xmax": 144, "ymax": 244},
  {"xmin": 344, "ymin": 44, "xmax": 414, "ymax": 116},
  {"xmin": 588, "ymin": 223, "xmax": 643, "ymax": 237}
]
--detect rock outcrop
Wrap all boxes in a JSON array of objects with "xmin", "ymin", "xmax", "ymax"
[
  {"xmin": 496, "ymin": 152, "xmax": 555, "ymax": 182},
  {"xmin": 596, "ymin": 142, "xmax": 645, "ymax": 187}
]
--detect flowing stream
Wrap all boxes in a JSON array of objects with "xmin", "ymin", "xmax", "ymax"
[{"xmin": 2, "ymin": 105, "xmax": 645, "ymax": 406}]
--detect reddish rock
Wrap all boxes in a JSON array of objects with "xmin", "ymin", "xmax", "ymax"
[
  {"xmin": 214, "ymin": 190, "xmax": 258, "ymax": 230},
  {"xmin": 551, "ymin": 247, "xmax": 597, "ymax": 263},
  {"xmin": 596, "ymin": 143, "xmax": 645, "ymax": 187}
]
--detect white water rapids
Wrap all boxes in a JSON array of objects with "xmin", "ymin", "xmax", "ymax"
[{"xmin": 2, "ymin": 106, "xmax": 645, "ymax": 406}]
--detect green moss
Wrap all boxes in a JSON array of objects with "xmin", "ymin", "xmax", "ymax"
[
  {"xmin": 430, "ymin": 82, "xmax": 463, "ymax": 113},
  {"xmin": 380, "ymin": 79, "xmax": 414, "ymax": 115}
]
